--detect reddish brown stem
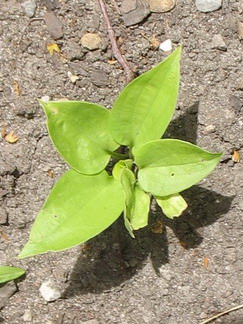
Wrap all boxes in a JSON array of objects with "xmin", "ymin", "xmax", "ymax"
[{"xmin": 98, "ymin": 0, "xmax": 135, "ymax": 83}]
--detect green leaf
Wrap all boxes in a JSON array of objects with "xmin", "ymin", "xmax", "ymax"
[
  {"xmin": 155, "ymin": 193, "xmax": 188, "ymax": 219},
  {"xmin": 40, "ymin": 100, "xmax": 119, "ymax": 175},
  {"xmin": 120, "ymin": 168, "xmax": 150, "ymax": 234},
  {"xmin": 135, "ymin": 139, "xmax": 222, "ymax": 196},
  {"xmin": 19, "ymin": 170, "xmax": 125, "ymax": 258},
  {"xmin": 112, "ymin": 159, "xmax": 133, "ymax": 180},
  {"xmin": 110, "ymin": 46, "xmax": 181, "ymax": 149},
  {"xmin": 0, "ymin": 266, "xmax": 25, "ymax": 283},
  {"xmin": 130, "ymin": 185, "xmax": 150, "ymax": 230}
]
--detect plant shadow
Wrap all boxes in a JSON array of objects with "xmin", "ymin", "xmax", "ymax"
[{"xmin": 64, "ymin": 102, "xmax": 234, "ymax": 297}]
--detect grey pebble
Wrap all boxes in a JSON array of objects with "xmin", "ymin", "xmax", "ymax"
[
  {"xmin": 211, "ymin": 34, "xmax": 227, "ymax": 51},
  {"xmin": 0, "ymin": 206, "xmax": 8, "ymax": 225},
  {"xmin": 229, "ymin": 95, "xmax": 243, "ymax": 111},
  {"xmin": 0, "ymin": 281, "xmax": 17, "ymax": 309},
  {"xmin": 91, "ymin": 69, "xmax": 109, "ymax": 87},
  {"xmin": 195, "ymin": 0, "xmax": 222, "ymax": 12},
  {"xmin": 44, "ymin": 11, "xmax": 63, "ymax": 39},
  {"xmin": 121, "ymin": 0, "xmax": 150, "ymax": 26},
  {"xmin": 238, "ymin": 200, "xmax": 243, "ymax": 210},
  {"xmin": 21, "ymin": 0, "xmax": 37, "ymax": 18},
  {"xmin": 43, "ymin": 0, "xmax": 58, "ymax": 11},
  {"xmin": 80, "ymin": 320, "xmax": 99, "ymax": 324}
]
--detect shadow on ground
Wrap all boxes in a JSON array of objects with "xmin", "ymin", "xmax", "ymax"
[{"xmin": 64, "ymin": 103, "xmax": 234, "ymax": 297}]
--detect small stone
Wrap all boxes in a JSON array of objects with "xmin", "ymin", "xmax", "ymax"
[
  {"xmin": 159, "ymin": 39, "xmax": 172, "ymax": 52},
  {"xmin": 229, "ymin": 95, "xmax": 242, "ymax": 111},
  {"xmin": 91, "ymin": 69, "xmax": 109, "ymax": 87},
  {"xmin": 238, "ymin": 200, "xmax": 243, "ymax": 210},
  {"xmin": 23, "ymin": 309, "xmax": 33, "ymax": 322},
  {"xmin": 211, "ymin": 34, "xmax": 227, "ymax": 51},
  {"xmin": 81, "ymin": 320, "xmax": 99, "ymax": 324},
  {"xmin": 237, "ymin": 78, "xmax": 243, "ymax": 90},
  {"xmin": 238, "ymin": 0, "xmax": 243, "ymax": 14},
  {"xmin": 39, "ymin": 280, "xmax": 61, "ymax": 302},
  {"xmin": 203, "ymin": 124, "xmax": 216, "ymax": 134},
  {"xmin": 121, "ymin": 0, "xmax": 150, "ymax": 27},
  {"xmin": 67, "ymin": 71, "xmax": 79, "ymax": 83},
  {"xmin": 146, "ymin": 0, "xmax": 176, "ymax": 12},
  {"xmin": 43, "ymin": 0, "xmax": 58, "ymax": 11},
  {"xmin": 238, "ymin": 21, "xmax": 243, "ymax": 40},
  {"xmin": 0, "ymin": 206, "xmax": 8, "ymax": 225},
  {"xmin": 121, "ymin": 0, "xmax": 137, "ymax": 12},
  {"xmin": 41, "ymin": 96, "xmax": 50, "ymax": 102},
  {"xmin": 80, "ymin": 33, "xmax": 101, "ymax": 50},
  {"xmin": 44, "ymin": 11, "xmax": 63, "ymax": 39},
  {"xmin": 0, "ymin": 281, "xmax": 17, "ymax": 309},
  {"xmin": 195, "ymin": 0, "xmax": 222, "ymax": 12},
  {"xmin": 21, "ymin": 0, "xmax": 37, "ymax": 18}
]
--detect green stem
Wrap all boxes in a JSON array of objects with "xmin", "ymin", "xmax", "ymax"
[{"xmin": 109, "ymin": 151, "xmax": 129, "ymax": 160}]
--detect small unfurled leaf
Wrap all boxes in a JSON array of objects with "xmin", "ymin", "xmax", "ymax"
[
  {"xmin": 110, "ymin": 46, "xmax": 181, "ymax": 150},
  {"xmin": 40, "ymin": 100, "xmax": 119, "ymax": 175},
  {"xmin": 112, "ymin": 159, "xmax": 133, "ymax": 180},
  {"xmin": 4, "ymin": 131, "xmax": 19, "ymax": 144},
  {"xmin": 47, "ymin": 43, "xmax": 60, "ymax": 56},
  {"xmin": 13, "ymin": 80, "xmax": 22, "ymax": 95},
  {"xmin": 155, "ymin": 193, "xmax": 188, "ymax": 219},
  {"xmin": 19, "ymin": 170, "xmax": 125, "ymax": 258},
  {"xmin": 0, "ymin": 266, "xmax": 25, "ymax": 284},
  {"xmin": 135, "ymin": 139, "xmax": 222, "ymax": 196},
  {"xmin": 120, "ymin": 168, "xmax": 150, "ymax": 234}
]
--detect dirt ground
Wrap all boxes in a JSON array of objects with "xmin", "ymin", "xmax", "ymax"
[{"xmin": 0, "ymin": 0, "xmax": 243, "ymax": 323}]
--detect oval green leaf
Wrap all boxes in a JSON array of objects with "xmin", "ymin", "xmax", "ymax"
[
  {"xmin": 0, "ymin": 266, "xmax": 25, "ymax": 284},
  {"xmin": 19, "ymin": 170, "xmax": 125, "ymax": 258},
  {"xmin": 135, "ymin": 139, "xmax": 222, "ymax": 196},
  {"xmin": 110, "ymin": 46, "xmax": 181, "ymax": 149},
  {"xmin": 155, "ymin": 193, "xmax": 188, "ymax": 219},
  {"xmin": 40, "ymin": 101, "xmax": 119, "ymax": 175}
]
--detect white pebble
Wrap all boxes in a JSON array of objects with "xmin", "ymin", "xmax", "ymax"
[
  {"xmin": 39, "ymin": 280, "xmax": 61, "ymax": 302},
  {"xmin": 159, "ymin": 39, "xmax": 172, "ymax": 52},
  {"xmin": 41, "ymin": 96, "xmax": 50, "ymax": 102}
]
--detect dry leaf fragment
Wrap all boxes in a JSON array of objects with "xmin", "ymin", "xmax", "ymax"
[
  {"xmin": 232, "ymin": 149, "xmax": 240, "ymax": 163},
  {"xmin": 107, "ymin": 59, "xmax": 117, "ymax": 65},
  {"xmin": 151, "ymin": 220, "xmax": 164, "ymax": 234},
  {"xmin": 47, "ymin": 169, "xmax": 54, "ymax": 178},
  {"xmin": 1, "ymin": 127, "xmax": 7, "ymax": 138},
  {"xmin": 13, "ymin": 80, "xmax": 22, "ymax": 95},
  {"xmin": 203, "ymin": 256, "xmax": 209, "ymax": 270},
  {"xmin": 179, "ymin": 240, "xmax": 187, "ymax": 248},
  {"xmin": 47, "ymin": 43, "xmax": 61, "ymax": 56},
  {"xmin": 67, "ymin": 71, "xmax": 79, "ymax": 83},
  {"xmin": 4, "ymin": 131, "xmax": 19, "ymax": 144},
  {"xmin": 150, "ymin": 34, "xmax": 160, "ymax": 49},
  {"xmin": 0, "ymin": 229, "xmax": 9, "ymax": 241}
]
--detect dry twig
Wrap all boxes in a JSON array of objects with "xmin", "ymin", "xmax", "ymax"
[
  {"xmin": 98, "ymin": 0, "xmax": 135, "ymax": 83},
  {"xmin": 199, "ymin": 304, "xmax": 243, "ymax": 324}
]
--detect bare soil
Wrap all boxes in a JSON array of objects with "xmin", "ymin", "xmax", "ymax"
[{"xmin": 0, "ymin": 0, "xmax": 243, "ymax": 323}]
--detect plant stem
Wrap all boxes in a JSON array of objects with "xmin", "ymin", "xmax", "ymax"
[
  {"xmin": 199, "ymin": 304, "xmax": 243, "ymax": 324},
  {"xmin": 98, "ymin": 0, "xmax": 135, "ymax": 83},
  {"xmin": 109, "ymin": 151, "xmax": 129, "ymax": 160}
]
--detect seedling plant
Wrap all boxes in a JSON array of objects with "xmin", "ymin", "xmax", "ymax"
[{"xmin": 19, "ymin": 46, "xmax": 222, "ymax": 258}]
